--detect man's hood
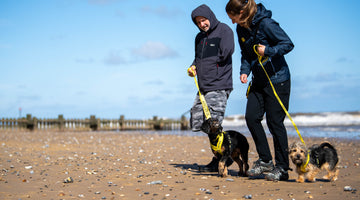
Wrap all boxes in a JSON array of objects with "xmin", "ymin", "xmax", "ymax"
[{"xmin": 191, "ymin": 4, "xmax": 219, "ymax": 32}]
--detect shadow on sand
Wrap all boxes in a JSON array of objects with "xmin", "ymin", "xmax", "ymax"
[{"xmin": 169, "ymin": 163, "xmax": 243, "ymax": 177}]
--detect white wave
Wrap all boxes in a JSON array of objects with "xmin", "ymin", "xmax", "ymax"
[{"xmin": 223, "ymin": 111, "xmax": 360, "ymax": 127}]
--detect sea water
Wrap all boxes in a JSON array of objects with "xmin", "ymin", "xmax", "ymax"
[
  {"xmin": 284, "ymin": 125, "xmax": 360, "ymax": 140},
  {"xmin": 139, "ymin": 125, "xmax": 360, "ymax": 140}
]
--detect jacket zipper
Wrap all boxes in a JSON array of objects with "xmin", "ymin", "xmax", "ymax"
[{"xmin": 201, "ymin": 37, "xmax": 207, "ymax": 60}]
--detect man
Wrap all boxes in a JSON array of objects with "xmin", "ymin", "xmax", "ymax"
[{"xmin": 188, "ymin": 4, "xmax": 234, "ymax": 172}]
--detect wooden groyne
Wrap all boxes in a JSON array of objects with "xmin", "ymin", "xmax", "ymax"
[{"xmin": 0, "ymin": 114, "xmax": 189, "ymax": 131}]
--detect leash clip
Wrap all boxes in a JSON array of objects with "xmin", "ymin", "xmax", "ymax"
[{"xmin": 300, "ymin": 150, "xmax": 310, "ymax": 173}]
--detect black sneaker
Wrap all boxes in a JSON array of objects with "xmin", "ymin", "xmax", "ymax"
[
  {"xmin": 199, "ymin": 157, "xmax": 218, "ymax": 172},
  {"xmin": 247, "ymin": 159, "xmax": 274, "ymax": 176},
  {"xmin": 265, "ymin": 167, "xmax": 289, "ymax": 181},
  {"xmin": 199, "ymin": 157, "xmax": 234, "ymax": 172}
]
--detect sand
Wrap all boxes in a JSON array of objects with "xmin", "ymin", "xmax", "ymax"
[{"xmin": 0, "ymin": 131, "xmax": 359, "ymax": 200}]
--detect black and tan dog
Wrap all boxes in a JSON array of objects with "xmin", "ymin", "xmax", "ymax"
[
  {"xmin": 201, "ymin": 118, "xmax": 249, "ymax": 177},
  {"xmin": 289, "ymin": 141, "xmax": 339, "ymax": 183}
]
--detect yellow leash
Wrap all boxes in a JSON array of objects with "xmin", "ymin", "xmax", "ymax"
[
  {"xmin": 188, "ymin": 66, "xmax": 226, "ymax": 155},
  {"xmin": 188, "ymin": 66, "xmax": 211, "ymax": 120},
  {"xmin": 253, "ymin": 45, "xmax": 309, "ymax": 171},
  {"xmin": 301, "ymin": 152, "xmax": 310, "ymax": 173}
]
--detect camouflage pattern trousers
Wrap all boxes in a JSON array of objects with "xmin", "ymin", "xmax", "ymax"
[{"xmin": 190, "ymin": 89, "xmax": 231, "ymax": 132}]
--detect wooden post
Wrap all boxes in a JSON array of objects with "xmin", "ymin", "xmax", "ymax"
[
  {"xmin": 20, "ymin": 117, "xmax": 26, "ymax": 130},
  {"xmin": 26, "ymin": 114, "xmax": 34, "ymax": 131},
  {"xmin": 90, "ymin": 115, "xmax": 98, "ymax": 131},
  {"xmin": 119, "ymin": 115, "xmax": 124, "ymax": 130},
  {"xmin": 58, "ymin": 114, "xmax": 64, "ymax": 131},
  {"xmin": 153, "ymin": 116, "xmax": 163, "ymax": 130},
  {"xmin": 180, "ymin": 115, "xmax": 189, "ymax": 130},
  {"xmin": 33, "ymin": 117, "xmax": 38, "ymax": 130}
]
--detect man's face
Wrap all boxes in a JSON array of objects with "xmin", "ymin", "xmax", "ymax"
[{"xmin": 195, "ymin": 16, "xmax": 210, "ymax": 32}]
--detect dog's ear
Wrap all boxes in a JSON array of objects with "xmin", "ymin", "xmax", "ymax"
[
  {"xmin": 217, "ymin": 123, "xmax": 223, "ymax": 133},
  {"xmin": 288, "ymin": 143, "xmax": 296, "ymax": 153},
  {"xmin": 286, "ymin": 147, "xmax": 290, "ymax": 154},
  {"xmin": 219, "ymin": 124, "xmax": 223, "ymax": 132},
  {"xmin": 200, "ymin": 119, "xmax": 211, "ymax": 134}
]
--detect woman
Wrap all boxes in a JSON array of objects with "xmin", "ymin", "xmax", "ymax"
[{"xmin": 226, "ymin": 0, "xmax": 294, "ymax": 181}]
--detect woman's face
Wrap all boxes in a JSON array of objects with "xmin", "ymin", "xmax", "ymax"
[{"xmin": 227, "ymin": 11, "xmax": 243, "ymax": 25}]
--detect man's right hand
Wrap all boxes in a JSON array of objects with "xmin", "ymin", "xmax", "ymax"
[{"xmin": 187, "ymin": 65, "xmax": 196, "ymax": 77}]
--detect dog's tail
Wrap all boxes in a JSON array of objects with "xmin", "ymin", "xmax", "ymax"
[
  {"xmin": 319, "ymin": 142, "xmax": 339, "ymax": 170},
  {"xmin": 319, "ymin": 142, "xmax": 335, "ymax": 150}
]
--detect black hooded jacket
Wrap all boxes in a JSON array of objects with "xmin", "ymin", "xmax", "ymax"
[
  {"xmin": 237, "ymin": 4, "xmax": 294, "ymax": 88},
  {"xmin": 191, "ymin": 4, "xmax": 234, "ymax": 93}
]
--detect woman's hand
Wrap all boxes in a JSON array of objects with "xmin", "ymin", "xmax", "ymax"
[
  {"xmin": 257, "ymin": 44, "xmax": 266, "ymax": 57},
  {"xmin": 240, "ymin": 74, "xmax": 248, "ymax": 84}
]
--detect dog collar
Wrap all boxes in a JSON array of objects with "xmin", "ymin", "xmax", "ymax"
[
  {"xmin": 300, "ymin": 152, "xmax": 310, "ymax": 173},
  {"xmin": 210, "ymin": 132, "xmax": 224, "ymax": 155}
]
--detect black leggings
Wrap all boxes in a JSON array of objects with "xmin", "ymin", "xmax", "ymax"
[{"xmin": 245, "ymin": 79, "xmax": 291, "ymax": 170}]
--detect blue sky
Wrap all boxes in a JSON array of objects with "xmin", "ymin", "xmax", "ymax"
[{"xmin": 1, "ymin": 0, "xmax": 359, "ymax": 119}]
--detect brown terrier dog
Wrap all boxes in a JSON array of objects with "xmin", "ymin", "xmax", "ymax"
[
  {"xmin": 289, "ymin": 141, "xmax": 339, "ymax": 183},
  {"xmin": 201, "ymin": 118, "xmax": 249, "ymax": 177}
]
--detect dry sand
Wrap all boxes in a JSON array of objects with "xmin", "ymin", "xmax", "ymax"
[{"xmin": 0, "ymin": 131, "xmax": 359, "ymax": 200}]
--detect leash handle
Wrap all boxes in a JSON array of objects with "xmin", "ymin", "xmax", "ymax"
[{"xmin": 189, "ymin": 66, "xmax": 211, "ymax": 120}]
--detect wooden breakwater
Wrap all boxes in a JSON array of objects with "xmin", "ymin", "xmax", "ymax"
[{"xmin": 0, "ymin": 114, "xmax": 190, "ymax": 132}]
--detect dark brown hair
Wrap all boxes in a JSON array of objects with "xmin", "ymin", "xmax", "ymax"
[{"xmin": 226, "ymin": 0, "xmax": 257, "ymax": 28}]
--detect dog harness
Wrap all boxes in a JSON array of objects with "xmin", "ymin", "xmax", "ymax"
[
  {"xmin": 210, "ymin": 131, "xmax": 232, "ymax": 156},
  {"xmin": 211, "ymin": 132, "xmax": 224, "ymax": 155}
]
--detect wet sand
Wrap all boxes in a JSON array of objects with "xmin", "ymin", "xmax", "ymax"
[{"xmin": 0, "ymin": 131, "xmax": 359, "ymax": 200}]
